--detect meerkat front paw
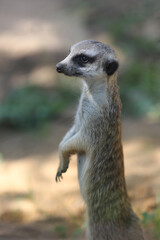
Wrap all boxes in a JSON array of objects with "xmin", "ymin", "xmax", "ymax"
[
  {"xmin": 55, "ymin": 168, "xmax": 63, "ymax": 182},
  {"xmin": 56, "ymin": 144, "xmax": 70, "ymax": 182},
  {"xmin": 55, "ymin": 166, "xmax": 68, "ymax": 182}
]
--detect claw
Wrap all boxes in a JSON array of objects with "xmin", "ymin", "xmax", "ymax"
[{"xmin": 55, "ymin": 170, "xmax": 63, "ymax": 182}]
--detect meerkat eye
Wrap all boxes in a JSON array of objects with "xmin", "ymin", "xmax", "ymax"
[
  {"xmin": 80, "ymin": 55, "xmax": 89, "ymax": 63},
  {"xmin": 72, "ymin": 54, "xmax": 96, "ymax": 67}
]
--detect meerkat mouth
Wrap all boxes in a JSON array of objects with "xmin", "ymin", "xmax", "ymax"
[
  {"xmin": 61, "ymin": 70, "xmax": 82, "ymax": 77},
  {"xmin": 56, "ymin": 64, "xmax": 82, "ymax": 77}
]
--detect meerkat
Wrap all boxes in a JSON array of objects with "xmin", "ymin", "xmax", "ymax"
[{"xmin": 55, "ymin": 40, "xmax": 145, "ymax": 240}]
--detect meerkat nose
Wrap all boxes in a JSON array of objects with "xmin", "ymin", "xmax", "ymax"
[{"xmin": 56, "ymin": 63, "xmax": 63, "ymax": 73}]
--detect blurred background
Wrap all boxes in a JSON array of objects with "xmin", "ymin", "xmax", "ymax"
[{"xmin": 0, "ymin": 0, "xmax": 159, "ymax": 239}]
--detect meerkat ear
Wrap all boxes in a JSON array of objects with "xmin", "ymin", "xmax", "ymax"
[{"xmin": 105, "ymin": 60, "xmax": 119, "ymax": 76}]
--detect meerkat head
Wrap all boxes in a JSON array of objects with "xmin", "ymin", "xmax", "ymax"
[{"xmin": 56, "ymin": 40, "xmax": 119, "ymax": 80}]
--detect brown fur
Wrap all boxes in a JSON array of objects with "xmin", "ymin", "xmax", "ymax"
[{"xmin": 85, "ymin": 76, "xmax": 144, "ymax": 239}]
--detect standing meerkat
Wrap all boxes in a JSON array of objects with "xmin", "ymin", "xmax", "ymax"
[{"xmin": 55, "ymin": 40, "xmax": 145, "ymax": 240}]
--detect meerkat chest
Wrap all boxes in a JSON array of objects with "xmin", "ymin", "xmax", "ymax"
[
  {"xmin": 76, "ymin": 91, "xmax": 107, "ymax": 127},
  {"xmin": 75, "ymin": 97, "xmax": 98, "ymax": 127}
]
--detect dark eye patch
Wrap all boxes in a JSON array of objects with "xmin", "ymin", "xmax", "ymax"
[{"xmin": 72, "ymin": 54, "xmax": 96, "ymax": 67}]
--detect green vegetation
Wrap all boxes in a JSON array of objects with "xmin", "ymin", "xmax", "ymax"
[
  {"xmin": 53, "ymin": 205, "xmax": 160, "ymax": 240},
  {"xmin": 0, "ymin": 85, "xmax": 78, "ymax": 129},
  {"xmin": 54, "ymin": 211, "xmax": 85, "ymax": 239},
  {"xmin": 78, "ymin": 0, "xmax": 160, "ymax": 118},
  {"xmin": 54, "ymin": 224, "xmax": 67, "ymax": 238},
  {"xmin": 142, "ymin": 203, "xmax": 160, "ymax": 239},
  {"xmin": 120, "ymin": 61, "xmax": 160, "ymax": 116},
  {"xmin": 1, "ymin": 1, "xmax": 159, "ymax": 129},
  {"xmin": 104, "ymin": 2, "xmax": 160, "ymax": 118}
]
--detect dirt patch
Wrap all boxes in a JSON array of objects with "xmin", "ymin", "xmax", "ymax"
[{"xmin": 0, "ymin": 116, "xmax": 160, "ymax": 239}]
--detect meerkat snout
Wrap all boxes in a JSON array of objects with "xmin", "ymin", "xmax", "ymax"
[
  {"xmin": 56, "ymin": 40, "xmax": 119, "ymax": 79},
  {"xmin": 56, "ymin": 63, "xmax": 63, "ymax": 73}
]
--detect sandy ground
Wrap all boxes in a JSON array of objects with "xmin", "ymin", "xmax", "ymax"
[{"xmin": 0, "ymin": 113, "xmax": 160, "ymax": 239}]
